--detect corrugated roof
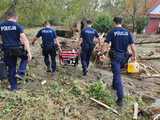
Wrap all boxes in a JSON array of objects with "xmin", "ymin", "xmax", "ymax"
[
  {"xmin": 148, "ymin": 0, "xmax": 160, "ymax": 16},
  {"xmin": 150, "ymin": 4, "xmax": 160, "ymax": 14},
  {"xmin": 148, "ymin": 0, "xmax": 160, "ymax": 8}
]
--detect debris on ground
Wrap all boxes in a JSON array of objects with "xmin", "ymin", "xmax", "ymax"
[{"xmin": 0, "ymin": 29, "xmax": 159, "ymax": 120}]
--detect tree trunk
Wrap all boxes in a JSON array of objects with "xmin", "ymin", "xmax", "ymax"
[{"xmin": 132, "ymin": 0, "xmax": 137, "ymax": 32}]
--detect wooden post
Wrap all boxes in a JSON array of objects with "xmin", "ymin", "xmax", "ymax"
[
  {"xmin": 133, "ymin": 102, "xmax": 139, "ymax": 120},
  {"xmin": 90, "ymin": 98, "xmax": 120, "ymax": 116}
]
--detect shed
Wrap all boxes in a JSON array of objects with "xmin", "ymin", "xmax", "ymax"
[{"xmin": 146, "ymin": 0, "xmax": 160, "ymax": 33}]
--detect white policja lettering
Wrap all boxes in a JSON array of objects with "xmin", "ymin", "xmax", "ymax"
[{"xmin": 1, "ymin": 26, "xmax": 17, "ymax": 31}]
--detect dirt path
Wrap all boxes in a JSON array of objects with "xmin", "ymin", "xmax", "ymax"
[{"xmin": 29, "ymin": 34, "xmax": 160, "ymax": 102}]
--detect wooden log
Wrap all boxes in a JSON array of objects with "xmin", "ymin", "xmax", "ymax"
[
  {"xmin": 135, "ymin": 40, "xmax": 160, "ymax": 44},
  {"xmin": 90, "ymin": 98, "xmax": 120, "ymax": 116},
  {"xmin": 139, "ymin": 63, "xmax": 151, "ymax": 76},
  {"xmin": 140, "ymin": 63, "xmax": 160, "ymax": 74},
  {"xmin": 147, "ymin": 66, "xmax": 160, "ymax": 74},
  {"xmin": 139, "ymin": 56, "xmax": 160, "ymax": 60},
  {"xmin": 133, "ymin": 102, "xmax": 139, "ymax": 120},
  {"xmin": 140, "ymin": 74, "xmax": 160, "ymax": 79}
]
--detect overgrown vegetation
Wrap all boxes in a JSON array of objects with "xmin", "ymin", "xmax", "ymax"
[
  {"xmin": 0, "ymin": 28, "xmax": 151, "ymax": 119},
  {"xmin": 0, "ymin": 0, "xmax": 148, "ymax": 32},
  {"xmin": 93, "ymin": 14, "xmax": 113, "ymax": 33},
  {"xmin": 0, "ymin": 64, "xmax": 149, "ymax": 120},
  {"xmin": 136, "ymin": 16, "xmax": 148, "ymax": 33},
  {"xmin": 88, "ymin": 80, "xmax": 115, "ymax": 106}
]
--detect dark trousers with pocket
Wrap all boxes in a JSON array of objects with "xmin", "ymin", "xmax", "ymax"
[
  {"xmin": 80, "ymin": 45, "xmax": 94, "ymax": 74},
  {"xmin": 4, "ymin": 54, "xmax": 28, "ymax": 90},
  {"xmin": 111, "ymin": 52, "xmax": 126, "ymax": 100},
  {"xmin": 42, "ymin": 48, "xmax": 57, "ymax": 72}
]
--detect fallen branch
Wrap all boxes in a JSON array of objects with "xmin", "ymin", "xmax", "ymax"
[
  {"xmin": 140, "ymin": 63, "xmax": 160, "ymax": 74},
  {"xmin": 147, "ymin": 66, "xmax": 160, "ymax": 74},
  {"xmin": 90, "ymin": 98, "xmax": 120, "ymax": 116},
  {"xmin": 139, "ymin": 56, "xmax": 160, "ymax": 60},
  {"xmin": 140, "ymin": 74, "xmax": 160, "ymax": 79},
  {"xmin": 153, "ymin": 114, "xmax": 160, "ymax": 120},
  {"xmin": 135, "ymin": 40, "xmax": 160, "ymax": 44},
  {"xmin": 139, "ymin": 63, "xmax": 151, "ymax": 76},
  {"xmin": 133, "ymin": 102, "xmax": 139, "ymax": 120}
]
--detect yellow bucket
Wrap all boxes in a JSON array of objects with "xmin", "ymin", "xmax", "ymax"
[{"xmin": 127, "ymin": 62, "xmax": 140, "ymax": 73}]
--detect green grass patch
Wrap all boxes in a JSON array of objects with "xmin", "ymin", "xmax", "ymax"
[{"xmin": 88, "ymin": 80, "xmax": 115, "ymax": 106}]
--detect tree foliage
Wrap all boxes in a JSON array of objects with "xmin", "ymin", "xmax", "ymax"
[
  {"xmin": 0, "ymin": 0, "xmax": 147, "ymax": 31},
  {"xmin": 0, "ymin": 0, "xmax": 11, "ymax": 16},
  {"xmin": 136, "ymin": 16, "xmax": 148, "ymax": 33},
  {"xmin": 93, "ymin": 14, "xmax": 113, "ymax": 33}
]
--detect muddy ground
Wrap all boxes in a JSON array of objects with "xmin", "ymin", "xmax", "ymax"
[{"xmin": 0, "ymin": 29, "xmax": 160, "ymax": 120}]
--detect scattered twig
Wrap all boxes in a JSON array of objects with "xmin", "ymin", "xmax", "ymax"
[
  {"xmin": 135, "ymin": 40, "xmax": 160, "ymax": 44},
  {"xmin": 133, "ymin": 102, "xmax": 139, "ymax": 120},
  {"xmin": 153, "ymin": 114, "xmax": 160, "ymax": 120},
  {"xmin": 41, "ymin": 80, "xmax": 47, "ymax": 85},
  {"xmin": 140, "ymin": 74, "xmax": 160, "ymax": 79},
  {"xmin": 139, "ymin": 56, "xmax": 160, "ymax": 60},
  {"xmin": 90, "ymin": 98, "xmax": 120, "ymax": 116},
  {"xmin": 147, "ymin": 66, "xmax": 160, "ymax": 74},
  {"xmin": 139, "ymin": 63, "xmax": 151, "ymax": 76}
]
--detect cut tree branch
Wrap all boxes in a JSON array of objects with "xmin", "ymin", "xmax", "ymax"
[
  {"xmin": 139, "ymin": 56, "xmax": 160, "ymax": 60},
  {"xmin": 90, "ymin": 98, "xmax": 120, "ymax": 116},
  {"xmin": 135, "ymin": 40, "xmax": 160, "ymax": 44}
]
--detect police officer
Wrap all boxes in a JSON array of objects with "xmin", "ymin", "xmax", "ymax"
[
  {"xmin": 0, "ymin": 11, "xmax": 32, "ymax": 91},
  {"xmin": 80, "ymin": 20, "xmax": 100, "ymax": 76},
  {"xmin": 32, "ymin": 21, "xmax": 61, "ymax": 78},
  {"xmin": 105, "ymin": 17, "xmax": 136, "ymax": 106}
]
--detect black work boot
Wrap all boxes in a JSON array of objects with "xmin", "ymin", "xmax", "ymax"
[
  {"xmin": 83, "ymin": 69, "xmax": 88, "ymax": 76},
  {"xmin": 46, "ymin": 66, "xmax": 51, "ymax": 72},
  {"xmin": 111, "ymin": 84, "xmax": 116, "ymax": 90},
  {"xmin": 83, "ymin": 71, "xmax": 87, "ymax": 76},
  {"xmin": 116, "ymin": 98, "xmax": 123, "ymax": 107}
]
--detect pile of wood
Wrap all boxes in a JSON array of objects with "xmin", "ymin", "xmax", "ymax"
[
  {"xmin": 136, "ymin": 34, "xmax": 160, "ymax": 44},
  {"xmin": 139, "ymin": 62, "xmax": 160, "ymax": 80},
  {"xmin": 139, "ymin": 51, "xmax": 160, "ymax": 60},
  {"xmin": 59, "ymin": 33, "xmax": 160, "ymax": 80},
  {"xmin": 93, "ymin": 33, "xmax": 110, "ymax": 63}
]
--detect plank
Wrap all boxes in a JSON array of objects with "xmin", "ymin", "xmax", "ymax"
[
  {"xmin": 90, "ymin": 98, "xmax": 120, "ymax": 116},
  {"xmin": 133, "ymin": 102, "xmax": 139, "ymax": 120},
  {"xmin": 139, "ymin": 56, "xmax": 160, "ymax": 60}
]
